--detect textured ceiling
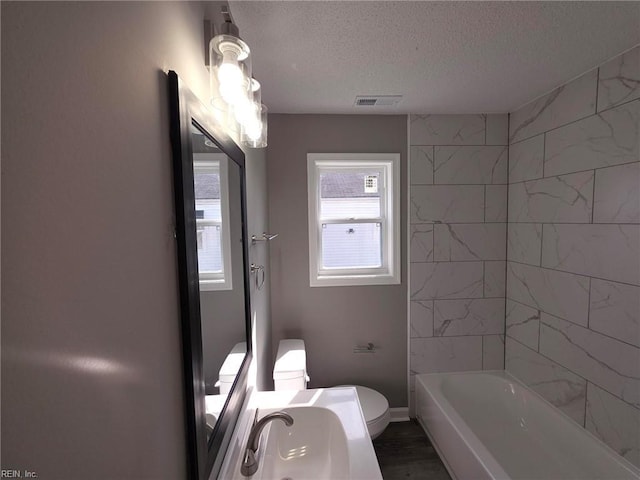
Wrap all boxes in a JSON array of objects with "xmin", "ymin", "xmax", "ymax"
[{"xmin": 229, "ymin": 1, "xmax": 640, "ymax": 114}]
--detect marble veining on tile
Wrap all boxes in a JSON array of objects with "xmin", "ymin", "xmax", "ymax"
[
  {"xmin": 507, "ymin": 223, "xmax": 542, "ymax": 266},
  {"xmin": 411, "ymin": 185, "xmax": 485, "ymax": 223},
  {"xmin": 410, "ymin": 262, "xmax": 484, "ymax": 300},
  {"xmin": 484, "ymin": 261, "xmax": 506, "ymax": 298},
  {"xmin": 505, "ymin": 338, "xmax": 587, "ymax": 425},
  {"xmin": 507, "ymin": 261, "xmax": 589, "ymax": 326},
  {"xmin": 585, "ymin": 382, "xmax": 640, "ymax": 468},
  {"xmin": 434, "ymin": 146, "xmax": 508, "ymax": 184},
  {"xmin": 509, "ymin": 134, "xmax": 544, "ymax": 183},
  {"xmin": 589, "ymin": 279, "xmax": 640, "ymax": 348},
  {"xmin": 483, "ymin": 335, "xmax": 505, "ymax": 369},
  {"xmin": 410, "ymin": 300, "xmax": 434, "ymax": 338},
  {"xmin": 410, "ymin": 336, "xmax": 483, "ymax": 374},
  {"xmin": 509, "ymin": 69, "xmax": 598, "ymax": 143},
  {"xmin": 545, "ymin": 100, "xmax": 639, "ymax": 177},
  {"xmin": 410, "ymin": 224, "xmax": 434, "ymax": 263},
  {"xmin": 541, "ymin": 224, "xmax": 640, "ymax": 286},
  {"xmin": 410, "ymin": 146, "xmax": 434, "ymax": 185},
  {"xmin": 506, "ymin": 299, "xmax": 540, "ymax": 350},
  {"xmin": 540, "ymin": 313, "xmax": 640, "ymax": 409},
  {"xmin": 433, "ymin": 298, "xmax": 505, "ymax": 336},
  {"xmin": 508, "ymin": 171, "xmax": 594, "ymax": 223},
  {"xmin": 410, "ymin": 114, "xmax": 485, "ymax": 146},
  {"xmin": 485, "ymin": 185, "xmax": 508, "ymax": 222},
  {"xmin": 434, "ymin": 223, "xmax": 506, "ymax": 262},
  {"xmin": 593, "ymin": 161, "xmax": 640, "ymax": 224},
  {"xmin": 597, "ymin": 46, "xmax": 640, "ymax": 112}
]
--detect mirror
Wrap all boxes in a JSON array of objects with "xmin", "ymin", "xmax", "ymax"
[{"xmin": 168, "ymin": 71, "xmax": 252, "ymax": 480}]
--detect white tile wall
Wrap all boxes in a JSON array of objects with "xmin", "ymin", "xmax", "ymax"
[{"xmin": 505, "ymin": 49, "xmax": 640, "ymax": 466}]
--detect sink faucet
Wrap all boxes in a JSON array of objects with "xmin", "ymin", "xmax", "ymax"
[{"xmin": 240, "ymin": 411, "xmax": 294, "ymax": 476}]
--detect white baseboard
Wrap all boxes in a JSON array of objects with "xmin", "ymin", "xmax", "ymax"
[{"xmin": 389, "ymin": 407, "xmax": 410, "ymax": 422}]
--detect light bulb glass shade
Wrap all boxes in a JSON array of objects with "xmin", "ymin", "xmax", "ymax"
[
  {"xmin": 209, "ymin": 33, "xmax": 251, "ymax": 110},
  {"xmin": 241, "ymin": 104, "xmax": 268, "ymax": 148},
  {"xmin": 234, "ymin": 78, "xmax": 261, "ymax": 126}
]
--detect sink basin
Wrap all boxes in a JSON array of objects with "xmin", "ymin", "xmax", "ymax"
[
  {"xmin": 259, "ymin": 406, "xmax": 349, "ymax": 480},
  {"xmin": 223, "ymin": 387, "xmax": 382, "ymax": 480}
]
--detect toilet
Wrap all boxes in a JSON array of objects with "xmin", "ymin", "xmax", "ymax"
[
  {"xmin": 217, "ymin": 341, "xmax": 247, "ymax": 394},
  {"xmin": 273, "ymin": 339, "xmax": 390, "ymax": 440}
]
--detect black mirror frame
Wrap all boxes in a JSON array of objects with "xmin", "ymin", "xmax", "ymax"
[{"xmin": 168, "ymin": 70, "xmax": 252, "ymax": 480}]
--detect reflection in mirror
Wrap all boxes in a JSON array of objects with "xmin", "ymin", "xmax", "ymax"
[
  {"xmin": 191, "ymin": 125, "xmax": 247, "ymax": 442},
  {"xmin": 169, "ymin": 70, "xmax": 251, "ymax": 480}
]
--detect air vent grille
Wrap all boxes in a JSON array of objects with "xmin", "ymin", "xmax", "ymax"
[{"xmin": 354, "ymin": 95, "xmax": 402, "ymax": 107}]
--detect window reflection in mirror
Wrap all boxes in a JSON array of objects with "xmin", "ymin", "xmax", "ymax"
[{"xmin": 190, "ymin": 124, "xmax": 247, "ymax": 444}]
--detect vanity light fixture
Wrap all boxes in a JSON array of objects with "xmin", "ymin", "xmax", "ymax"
[{"xmin": 208, "ymin": 7, "xmax": 267, "ymax": 147}]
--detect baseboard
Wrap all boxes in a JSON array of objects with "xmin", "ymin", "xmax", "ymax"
[{"xmin": 389, "ymin": 407, "xmax": 410, "ymax": 422}]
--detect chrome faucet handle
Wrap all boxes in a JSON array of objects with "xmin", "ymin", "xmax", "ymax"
[{"xmin": 240, "ymin": 411, "xmax": 294, "ymax": 477}]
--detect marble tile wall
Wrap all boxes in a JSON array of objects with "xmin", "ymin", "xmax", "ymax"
[
  {"xmin": 409, "ymin": 113, "xmax": 508, "ymax": 413},
  {"xmin": 505, "ymin": 46, "xmax": 640, "ymax": 468}
]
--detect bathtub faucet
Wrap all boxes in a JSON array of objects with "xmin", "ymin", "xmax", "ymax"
[{"xmin": 240, "ymin": 410, "xmax": 294, "ymax": 476}]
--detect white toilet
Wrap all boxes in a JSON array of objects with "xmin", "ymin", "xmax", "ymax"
[{"xmin": 273, "ymin": 339, "xmax": 390, "ymax": 440}]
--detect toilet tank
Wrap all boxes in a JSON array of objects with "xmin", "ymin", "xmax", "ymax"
[
  {"xmin": 217, "ymin": 342, "xmax": 247, "ymax": 394},
  {"xmin": 273, "ymin": 339, "xmax": 308, "ymax": 391}
]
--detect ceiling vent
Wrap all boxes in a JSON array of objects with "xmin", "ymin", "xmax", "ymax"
[{"xmin": 355, "ymin": 95, "xmax": 402, "ymax": 107}]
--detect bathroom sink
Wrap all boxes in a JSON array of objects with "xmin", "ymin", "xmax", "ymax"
[
  {"xmin": 234, "ymin": 387, "xmax": 382, "ymax": 480},
  {"xmin": 258, "ymin": 406, "xmax": 349, "ymax": 480}
]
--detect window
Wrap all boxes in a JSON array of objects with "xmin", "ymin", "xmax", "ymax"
[
  {"xmin": 307, "ymin": 153, "xmax": 400, "ymax": 287},
  {"xmin": 194, "ymin": 154, "xmax": 232, "ymax": 291}
]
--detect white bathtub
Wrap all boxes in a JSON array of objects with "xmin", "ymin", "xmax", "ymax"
[{"xmin": 416, "ymin": 371, "xmax": 640, "ymax": 480}]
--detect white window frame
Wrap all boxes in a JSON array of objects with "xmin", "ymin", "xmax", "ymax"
[
  {"xmin": 307, "ymin": 153, "xmax": 400, "ymax": 287},
  {"xmin": 194, "ymin": 153, "xmax": 233, "ymax": 291}
]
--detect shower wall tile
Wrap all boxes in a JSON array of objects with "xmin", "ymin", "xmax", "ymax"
[
  {"xmin": 484, "ymin": 261, "xmax": 506, "ymax": 298},
  {"xmin": 506, "ymin": 261, "xmax": 589, "ymax": 326},
  {"xmin": 485, "ymin": 185, "xmax": 508, "ymax": 222},
  {"xmin": 505, "ymin": 338, "xmax": 587, "ymax": 425},
  {"xmin": 410, "ymin": 300, "xmax": 434, "ymax": 338},
  {"xmin": 593, "ymin": 161, "xmax": 640, "ymax": 224},
  {"xmin": 508, "ymin": 171, "xmax": 594, "ymax": 223},
  {"xmin": 544, "ymin": 100, "xmax": 639, "ymax": 177},
  {"xmin": 410, "ymin": 225, "xmax": 434, "ymax": 263},
  {"xmin": 409, "ymin": 146, "xmax": 434, "ymax": 185},
  {"xmin": 589, "ymin": 279, "xmax": 640, "ymax": 348},
  {"xmin": 485, "ymin": 114, "xmax": 509, "ymax": 146},
  {"xmin": 409, "ymin": 113, "xmax": 508, "ymax": 381},
  {"xmin": 509, "ymin": 135, "xmax": 544, "ymax": 183},
  {"xmin": 410, "ymin": 262, "xmax": 484, "ymax": 300},
  {"xmin": 410, "ymin": 114, "xmax": 485, "ymax": 145},
  {"xmin": 433, "ymin": 223, "xmax": 506, "ymax": 262},
  {"xmin": 509, "ymin": 69, "xmax": 598, "ymax": 143},
  {"xmin": 541, "ymin": 224, "xmax": 640, "ymax": 285},
  {"xmin": 434, "ymin": 146, "xmax": 508, "ymax": 184},
  {"xmin": 410, "ymin": 336, "xmax": 483, "ymax": 374},
  {"xmin": 540, "ymin": 313, "xmax": 640, "ymax": 409},
  {"xmin": 505, "ymin": 49, "xmax": 640, "ymax": 460},
  {"xmin": 410, "ymin": 185, "xmax": 485, "ymax": 223},
  {"xmin": 506, "ymin": 299, "xmax": 540, "ymax": 350},
  {"xmin": 586, "ymin": 382, "xmax": 640, "ymax": 468},
  {"xmin": 507, "ymin": 223, "xmax": 542, "ymax": 265},
  {"xmin": 483, "ymin": 335, "xmax": 505, "ymax": 369},
  {"xmin": 433, "ymin": 298, "xmax": 505, "ymax": 336},
  {"xmin": 597, "ymin": 46, "xmax": 640, "ymax": 112}
]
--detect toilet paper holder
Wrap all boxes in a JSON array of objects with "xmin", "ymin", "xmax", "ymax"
[{"xmin": 353, "ymin": 342, "xmax": 377, "ymax": 353}]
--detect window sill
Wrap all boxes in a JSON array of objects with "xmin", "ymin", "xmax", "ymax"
[{"xmin": 310, "ymin": 272, "xmax": 400, "ymax": 287}]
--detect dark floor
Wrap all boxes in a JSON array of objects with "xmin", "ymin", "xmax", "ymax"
[{"xmin": 373, "ymin": 421, "xmax": 452, "ymax": 480}]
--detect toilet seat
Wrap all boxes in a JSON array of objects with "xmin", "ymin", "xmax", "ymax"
[{"xmin": 336, "ymin": 385, "xmax": 390, "ymax": 439}]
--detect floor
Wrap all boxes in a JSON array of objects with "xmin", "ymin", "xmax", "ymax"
[{"xmin": 373, "ymin": 421, "xmax": 452, "ymax": 480}]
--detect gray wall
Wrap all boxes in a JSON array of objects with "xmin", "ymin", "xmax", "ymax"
[
  {"xmin": 505, "ymin": 46, "xmax": 640, "ymax": 467},
  {"xmin": 267, "ymin": 115, "xmax": 407, "ymax": 406},
  {"xmin": 408, "ymin": 114, "xmax": 509, "ymax": 412},
  {"xmin": 1, "ymin": 1, "xmax": 270, "ymax": 478}
]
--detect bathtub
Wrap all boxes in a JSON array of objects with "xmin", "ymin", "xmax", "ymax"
[{"xmin": 415, "ymin": 371, "xmax": 640, "ymax": 480}]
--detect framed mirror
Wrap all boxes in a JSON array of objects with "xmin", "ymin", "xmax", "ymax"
[{"xmin": 168, "ymin": 71, "xmax": 252, "ymax": 480}]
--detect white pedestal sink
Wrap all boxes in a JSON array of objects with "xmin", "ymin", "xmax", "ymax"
[{"xmin": 221, "ymin": 387, "xmax": 382, "ymax": 480}]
